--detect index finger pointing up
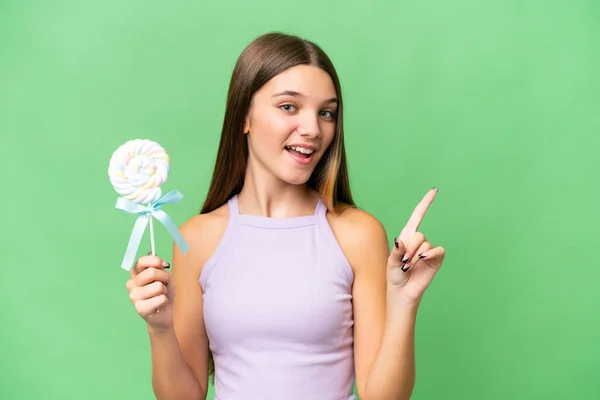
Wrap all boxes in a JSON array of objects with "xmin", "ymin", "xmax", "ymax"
[{"xmin": 402, "ymin": 187, "xmax": 439, "ymax": 235}]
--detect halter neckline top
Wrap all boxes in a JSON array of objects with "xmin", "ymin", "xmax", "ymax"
[{"xmin": 200, "ymin": 194, "xmax": 356, "ymax": 399}]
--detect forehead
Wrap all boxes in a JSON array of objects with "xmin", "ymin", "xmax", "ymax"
[{"xmin": 257, "ymin": 65, "xmax": 337, "ymax": 101}]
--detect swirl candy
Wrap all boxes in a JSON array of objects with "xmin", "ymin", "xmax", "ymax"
[
  {"xmin": 108, "ymin": 139, "xmax": 170, "ymax": 204},
  {"xmin": 108, "ymin": 139, "xmax": 189, "ymax": 271}
]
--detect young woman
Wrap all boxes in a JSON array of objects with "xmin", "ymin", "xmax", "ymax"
[{"xmin": 126, "ymin": 32, "xmax": 446, "ymax": 400}]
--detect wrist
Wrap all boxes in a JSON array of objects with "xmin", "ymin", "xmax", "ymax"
[
  {"xmin": 386, "ymin": 286, "xmax": 422, "ymax": 310},
  {"xmin": 147, "ymin": 323, "xmax": 174, "ymax": 338}
]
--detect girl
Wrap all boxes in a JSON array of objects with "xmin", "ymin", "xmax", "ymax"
[{"xmin": 126, "ymin": 32, "xmax": 446, "ymax": 400}]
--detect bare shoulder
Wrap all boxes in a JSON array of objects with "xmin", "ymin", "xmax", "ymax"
[
  {"xmin": 173, "ymin": 202, "xmax": 230, "ymax": 278},
  {"xmin": 326, "ymin": 205, "xmax": 390, "ymax": 274},
  {"xmin": 327, "ymin": 205, "xmax": 386, "ymax": 236}
]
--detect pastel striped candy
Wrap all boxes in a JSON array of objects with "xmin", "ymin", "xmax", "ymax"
[{"xmin": 108, "ymin": 139, "xmax": 170, "ymax": 203}]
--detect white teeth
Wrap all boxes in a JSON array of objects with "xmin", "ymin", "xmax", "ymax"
[{"xmin": 289, "ymin": 146, "xmax": 314, "ymax": 155}]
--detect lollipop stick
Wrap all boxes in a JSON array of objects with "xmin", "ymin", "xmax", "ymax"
[{"xmin": 148, "ymin": 202, "xmax": 156, "ymax": 256}]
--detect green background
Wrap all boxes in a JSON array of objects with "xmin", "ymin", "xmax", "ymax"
[{"xmin": 2, "ymin": 0, "xmax": 599, "ymax": 399}]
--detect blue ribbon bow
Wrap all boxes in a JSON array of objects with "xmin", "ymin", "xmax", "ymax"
[{"xmin": 115, "ymin": 190, "xmax": 190, "ymax": 271}]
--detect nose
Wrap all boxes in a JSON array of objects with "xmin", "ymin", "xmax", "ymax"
[{"xmin": 297, "ymin": 113, "xmax": 322, "ymax": 139}]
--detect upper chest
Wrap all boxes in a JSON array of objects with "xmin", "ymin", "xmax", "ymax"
[{"xmin": 201, "ymin": 224, "xmax": 354, "ymax": 346}]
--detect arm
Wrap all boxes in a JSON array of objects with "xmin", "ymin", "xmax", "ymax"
[
  {"xmin": 362, "ymin": 295, "xmax": 419, "ymax": 400},
  {"xmin": 149, "ymin": 325, "xmax": 206, "ymax": 400},
  {"xmin": 336, "ymin": 211, "xmax": 416, "ymax": 400},
  {"xmin": 359, "ymin": 271, "xmax": 419, "ymax": 399},
  {"xmin": 150, "ymin": 212, "xmax": 228, "ymax": 400},
  {"xmin": 343, "ymin": 189, "xmax": 445, "ymax": 400}
]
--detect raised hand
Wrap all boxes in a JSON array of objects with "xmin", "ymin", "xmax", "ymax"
[
  {"xmin": 125, "ymin": 254, "xmax": 174, "ymax": 331},
  {"xmin": 387, "ymin": 188, "xmax": 446, "ymax": 302}
]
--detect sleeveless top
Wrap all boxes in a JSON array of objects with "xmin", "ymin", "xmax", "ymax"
[{"xmin": 200, "ymin": 194, "xmax": 356, "ymax": 400}]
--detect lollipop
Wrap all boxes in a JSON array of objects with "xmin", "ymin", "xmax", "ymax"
[{"xmin": 108, "ymin": 139, "xmax": 189, "ymax": 271}]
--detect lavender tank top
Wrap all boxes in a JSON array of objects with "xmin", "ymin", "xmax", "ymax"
[{"xmin": 200, "ymin": 194, "xmax": 356, "ymax": 399}]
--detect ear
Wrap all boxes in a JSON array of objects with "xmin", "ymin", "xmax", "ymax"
[{"xmin": 243, "ymin": 114, "xmax": 250, "ymax": 134}]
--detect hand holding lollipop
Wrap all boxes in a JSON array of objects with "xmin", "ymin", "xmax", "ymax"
[{"xmin": 108, "ymin": 139, "xmax": 189, "ymax": 271}]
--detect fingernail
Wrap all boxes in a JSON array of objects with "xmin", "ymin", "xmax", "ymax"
[
  {"xmin": 401, "ymin": 264, "xmax": 410, "ymax": 272},
  {"xmin": 162, "ymin": 261, "xmax": 170, "ymax": 268},
  {"xmin": 419, "ymin": 253, "xmax": 427, "ymax": 259},
  {"xmin": 401, "ymin": 255, "xmax": 410, "ymax": 263},
  {"xmin": 394, "ymin": 238, "xmax": 399, "ymax": 249},
  {"xmin": 433, "ymin": 187, "xmax": 439, "ymax": 192}
]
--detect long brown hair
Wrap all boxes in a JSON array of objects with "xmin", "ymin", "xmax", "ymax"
[
  {"xmin": 200, "ymin": 32, "xmax": 354, "ymax": 215},
  {"xmin": 200, "ymin": 32, "xmax": 355, "ymax": 380}
]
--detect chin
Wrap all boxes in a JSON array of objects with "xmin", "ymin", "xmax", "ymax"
[
  {"xmin": 275, "ymin": 151, "xmax": 322, "ymax": 186},
  {"xmin": 278, "ymin": 170, "xmax": 314, "ymax": 186}
]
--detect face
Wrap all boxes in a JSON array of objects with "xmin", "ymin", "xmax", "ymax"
[{"xmin": 243, "ymin": 64, "xmax": 338, "ymax": 186}]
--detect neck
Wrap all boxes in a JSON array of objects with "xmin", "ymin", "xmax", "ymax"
[{"xmin": 237, "ymin": 160, "xmax": 318, "ymax": 218}]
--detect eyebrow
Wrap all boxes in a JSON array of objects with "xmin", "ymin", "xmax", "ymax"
[{"xmin": 272, "ymin": 90, "xmax": 338, "ymax": 104}]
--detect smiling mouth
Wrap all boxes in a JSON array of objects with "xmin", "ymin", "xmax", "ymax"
[
  {"xmin": 284, "ymin": 146, "xmax": 315, "ymax": 164},
  {"xmin": 285, "ymin": 145, "xmax": 314, "ymax": 159}
]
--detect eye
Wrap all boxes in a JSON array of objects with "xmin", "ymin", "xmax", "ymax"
[
  {"xmin": 320, "ymin": 110, "xmax": 338, "ymax": 120},
  {"xmin": 279, "ymin": 103, "xmax": 297, "ymax": 113}
]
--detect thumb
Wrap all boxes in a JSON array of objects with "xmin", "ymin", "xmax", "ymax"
[
  {"xmin": 166, "ymin": 275, "xmax": 175, "ymax": 300},
  {"xmin": 388, "ymin": 237, "xmax": 410, "ymax": 286},
  {"xmin": 389, "ymin": 237, "xmax": 407, "ymax": 269}
]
